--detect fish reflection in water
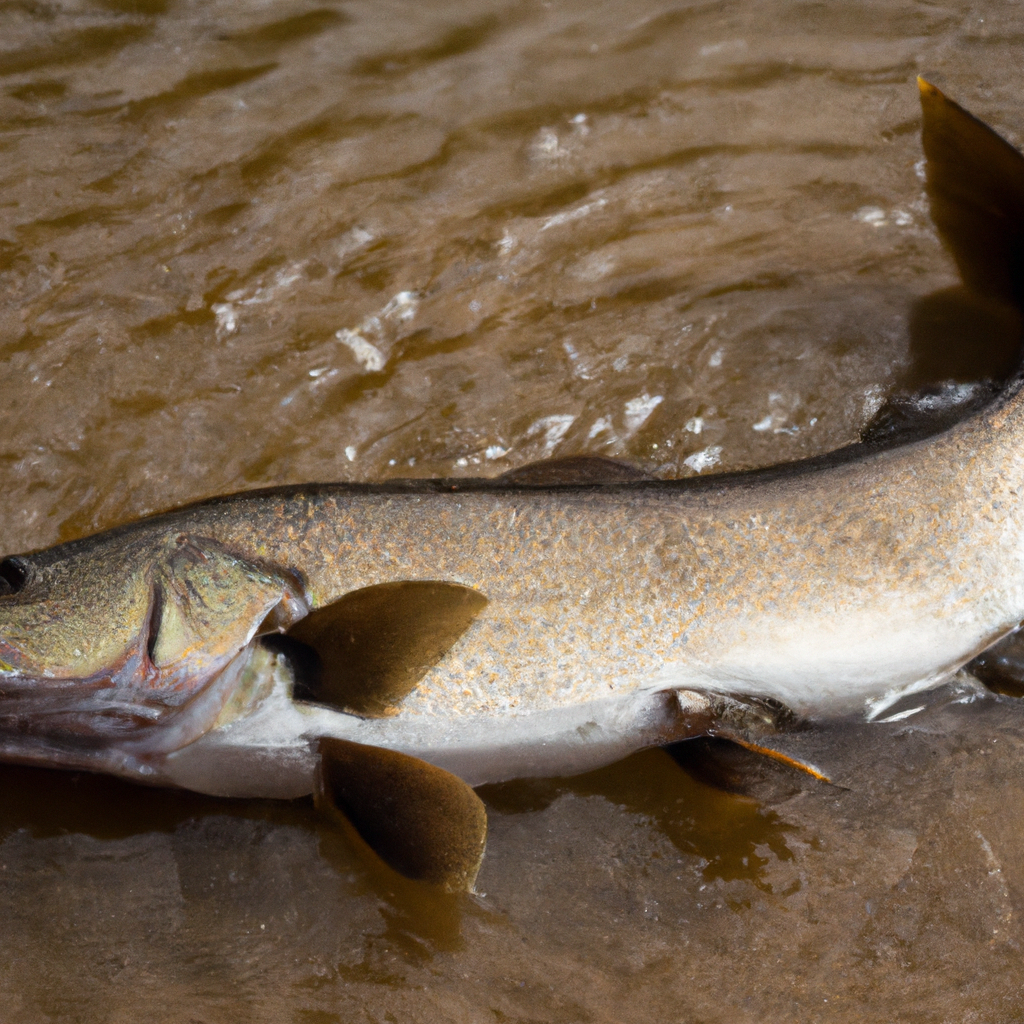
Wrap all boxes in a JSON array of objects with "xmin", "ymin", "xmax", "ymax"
[
  {"xmin": 0, "ymin": 739, "xmax": 805, "ymax": 964},
  {"xmin": 483, "ymin": 744, "xmax": 798, "ymax": 890}
]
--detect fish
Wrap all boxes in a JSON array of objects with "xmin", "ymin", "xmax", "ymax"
[{"xmin": 1, "ymin": 80, "xmax": 1023, "ymax": 892}]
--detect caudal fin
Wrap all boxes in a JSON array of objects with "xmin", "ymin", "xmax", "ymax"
[{"xmin": 919, "ymin": 78, "xmax": 1024, "ymax": 310}]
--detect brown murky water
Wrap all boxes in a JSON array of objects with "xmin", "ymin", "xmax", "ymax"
[{"xmin": 3, "ymin": 1, "xmax": 1024, "ymax": 1020}]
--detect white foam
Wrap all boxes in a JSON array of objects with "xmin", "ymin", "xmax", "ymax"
[{"xmin": 336, "ymin": 329, "xmax": 385, "ymax": 372}]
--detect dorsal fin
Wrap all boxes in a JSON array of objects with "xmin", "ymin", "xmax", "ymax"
[
  {"xmin": 919, "ymin": 78, "xmax": 1024, "ymax": 310},
  {"xmin": 497, "ymin": 455, "xmax": 652, "ymax": 486},
  {"xmin": 285, "ymin": 581, "xmax": 487, "ymax": 717}
]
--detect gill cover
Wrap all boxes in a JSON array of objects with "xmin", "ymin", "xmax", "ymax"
[{"xmin": 148, "ymin": 536, "xmax": 306, "ymax": 695}]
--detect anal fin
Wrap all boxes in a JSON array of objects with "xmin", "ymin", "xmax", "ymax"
[
  {"xmin": 667, "ymin": 690, "xmax": 832, "ymax": 785},
  {"xmin": 722, "ymin": 736, "xmax": 831, "ymax": 782},
  {"xmin": 316, "ymin": 738, "xmax": 487, "ymax": 892}
]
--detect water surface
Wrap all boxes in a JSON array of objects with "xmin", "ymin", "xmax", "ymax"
[{"xmin": 3, "ymin": 1, "xmax": 1024, "ymax": 1020}]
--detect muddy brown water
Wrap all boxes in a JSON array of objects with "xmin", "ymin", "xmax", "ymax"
[{"xmin": 3, "ymin": 1, "xmax": 1024, "ymax": 1021}]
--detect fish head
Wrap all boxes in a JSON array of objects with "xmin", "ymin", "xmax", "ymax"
[{"xmin": 0, "ymin": 530, "xmax": 308, "ymax": 760}]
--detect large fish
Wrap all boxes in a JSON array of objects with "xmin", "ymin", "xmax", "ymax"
[{"xmin": 1, "ymin": 81, "xmax": 1023, "ymax": 891}]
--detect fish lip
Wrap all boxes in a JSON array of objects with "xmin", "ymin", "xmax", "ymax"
[{"xmin": 0, "ymin": 643, "xmax": 263, "ymax": 779}]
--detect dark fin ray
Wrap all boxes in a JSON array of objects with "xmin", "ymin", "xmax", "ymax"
[
  {"xmin": 677, "ymin": 691, "xmax": 833, "ymax": 784},
  {"xmin": 724, "ymin": 736, "xmax": 830, "ymax": 782},
  {"xmin": 708, "ymin": 724, "xmax": 839, "ymax": 787},
  {"xmin": 287, "ymin": 581, "xmax": 487, "ymax": 717},
  {"xmin": 316, "ymin": 738, "xmax": 487, "ymax": 892},
  {"xmin": 496, "ymin": 455, "xmax": 652, "ymax": 486},
  {"xmin": 665, "ymin": 736, "xmax": 824, "ymax": 806},
  {"xmin": 918, "ymin": 78, "xmax": 1024, "ymax": 312}
]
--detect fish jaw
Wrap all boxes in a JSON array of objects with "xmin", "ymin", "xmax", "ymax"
[{"xmin": 0, "ymin": 640, "xmax": 286, "ymax": 779}]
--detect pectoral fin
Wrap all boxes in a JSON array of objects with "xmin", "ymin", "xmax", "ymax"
[
  {"xmin": 316, "ymin": 738, "xmax": 487, "ymax": 892},
  {"xmin": 286, "ymin": 581, "xmax": 487, "ymax": 716}
]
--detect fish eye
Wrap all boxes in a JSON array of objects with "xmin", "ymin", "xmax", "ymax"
[{"xmin": 0, "ymin": 557, "xmax": 29, "ymax": 596}]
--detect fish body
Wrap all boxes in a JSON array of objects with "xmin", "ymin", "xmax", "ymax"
[
  {"xmin": 1, "ymin": 81, "xmax": 1023, "ymax": 889},
  {"xmin": 4, "ymin": 353, "xmax": 1024, "ymax": 795}
]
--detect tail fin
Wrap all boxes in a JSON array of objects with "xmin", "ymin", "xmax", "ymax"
[{"xmin": 918, "ymin": 78, "xmax": 1024, "ymax": 310}]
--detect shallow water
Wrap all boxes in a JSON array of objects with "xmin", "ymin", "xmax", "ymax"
[{"xmin": 3, "ymin": 0, "xmax": 1024, "ymax": 1020}]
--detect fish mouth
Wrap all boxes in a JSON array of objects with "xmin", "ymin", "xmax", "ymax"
[{"xmin": 0, "ymin": 642, "xmax": 265, "ymax": 778}]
